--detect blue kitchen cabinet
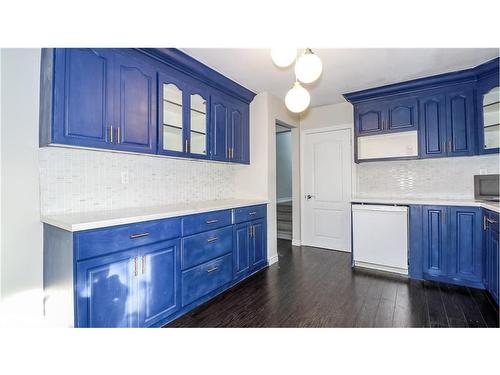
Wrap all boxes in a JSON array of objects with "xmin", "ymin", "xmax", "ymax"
[
  {"xmin": 139, "ymin": 239, "xmax": 181, "ymax": 327},
  {"xmin": 185, "ymin": 82, "xmax": 210, "ymax": 159},
  {"xmin": 476, "ymin": 68, "xmax": 500, "ymax": 155},
  {"xmin": 445, "ymin": 87, "xmax": 476, "ymax": 157},
  {"xmin": 50, "ymin": 48, "xmax": 115, "ymax": 149},
  {"xmin": 386, "ymin": 96, "xmax": 418, "ymax": 132},
  {"xmin": 448, "ymin": 206, "xmax": 483, "ymax": 286},
  {"xmin": 233, "ymin": 222, "xmax": 251, "ymax": 279},
  {"xmin": 418, "ymin": 93, "xmax": 447, "ymax": 158},
  {"xmin": 485, "ymin": 210, "xmax": 499, "ymax": 304},
  {"xmin": 210, "ymin": 93, "xmax": 230, "ymax": 161},
  {"xmin": 113, "ymin": 52, "xmax": 157, "ymax": 154},
  {"xmin": 76, "ymin": 248, "xmax": 140, "ymax": 328},
  {"xmin": 228, "ymin": 99, "xmax": 249, "ymax": 164},
  {"xmin": 250, "ymin": 218, "xmax": 267, "ymax": 271},
  {"xmin": 354, "ymin": 102, "xmax": 385, "ymax": 135},
  {"xmin": 422, "ymin": 206, "xmax": 448, "ymax": 279}
]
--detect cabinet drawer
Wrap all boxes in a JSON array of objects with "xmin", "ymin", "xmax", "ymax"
[
  {"xmin": 182, "ymin": 226, "xmax": 233, "ymax": 270},
  {"xmin": 233, "ymin": 205, "xmax": 267, "ymax": 224},
  {"xmin": 181, "ymin": 253, "xmax": 232, "ymax": 307},
  {"xmin": 76, "ymin": 218, "xmax": 181, "ymax": 260},
  {"xmin": 182, "ymin": 209, "xmax": 232, "ymax": 236}
]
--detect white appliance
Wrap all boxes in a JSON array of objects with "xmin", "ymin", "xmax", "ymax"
[
  {"xmin": 352, "ymin": 204, "xmax": 408, "ymax": 275},
  {"xmin": 357, "ymin": 130, "xmax": 418, "ymax": 160}
]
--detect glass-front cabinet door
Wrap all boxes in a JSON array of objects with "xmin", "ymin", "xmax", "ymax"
[
  {"xmin": 478, "ymin": 74, "xmax": 500, "ymax": 154},
  {"xmin": 159, "ymin": 72, "xmax": 186, "ymax": 156},
  {"xmin": 188, "ymin": 91, "xmax": 208, "ymax": 156}
]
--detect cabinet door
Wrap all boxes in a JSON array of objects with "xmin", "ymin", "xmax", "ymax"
[
  {"xmin": 487, "ymin": 228, "xmax": 499, "ymax": 304},
  {"xmin": 422, "ymin": 206, "xmax": 448, "ymax": 278},
  {"xmin": 355, "ymin": 104, "xmax": 384, "ymax": 135},
  {"xmin": 250, "ymin": 219, "xmax": 267, "ymax": 271},
  {"xmin": 76, "ymin": 249, "xmax": 139, "ymax": 328},
  {"xmin": 386, "ymin": 97, "xmax": 418, "ymax": 132},
  {"xmin": 233, "ymin": 223, "xmax": 250, "ymax": 279},
  {"xmin": 418, "ymin": 94, "xmax": 447, "ymax": 158},
  {"xmin": 476, "ymin": 74, "xmax": 500, "ymax": 155},
  {"xmin": 448, "ymin": 207, "xmax": 483, "ymax": 284},
  {"xmin": 228, "ymin": 100, "xmax": 250, "ymax": 164},
  {"xmin": 52, "ymin": 48, "xmax": 115, "ymax": 149},
  {"xmin": 210, "ymin": 94, "xmax": 229, "ymax": 161},
  {"xmin": 186, "ymin": 85, "xmax": 209, "ymax": 159},
  {"xmin": 445, "ymin": 87, "xmax": 475, "ymax": 156},
  {"xmin": 114, "ymin": 53, "xmax": 157, "ymax": 154},
  {"xmin": 138, "ymin": 239, "xmax": 180, "ymax": 327}
]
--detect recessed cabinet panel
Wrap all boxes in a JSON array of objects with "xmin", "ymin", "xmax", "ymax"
[
  {"xmin": 210, "ymin": 97, "xmax": 229, "ymax": 161},
  {"xmin": 422, "ymin": 206, "xmax": 447, "ymax": 278},
  {"xmin": 387, "ymin": 98, "xmax": 418, "ymax": 131},
  {"xmin": 447, "ymin": 89, "xmax": 475, "ymax": 156},
  {"xmin": 419, "ymin": 95, "xmax": 447, "ymax": 158},
  {"xmin": 356, "ymin": 107, "xmax": 384, "ymax": 135}
]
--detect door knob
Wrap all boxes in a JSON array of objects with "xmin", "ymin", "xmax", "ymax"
[{"xmin": 305, "ymin": 194, "xmax": 314, "ymax": 200}]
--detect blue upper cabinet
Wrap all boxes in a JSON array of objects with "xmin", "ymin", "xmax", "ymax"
[
  {"xmin": 344, "ymin": 57, "xmax": 499, "ymax": 162},
  {"xmin": 40, "ymin": 48, "xmax": 256, "ymax": 164},
  {"xmin": 49, "ymin": 48, "xmax": 115, "ymax": 149},
  {"xmin": 113, "ymin": 52, "xmax": 157, "ymax": 154}
]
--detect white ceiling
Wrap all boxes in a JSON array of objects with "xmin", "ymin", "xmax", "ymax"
[{"xmin": 182, "ymin": 48, "xmax": 499, "ymax": 107}]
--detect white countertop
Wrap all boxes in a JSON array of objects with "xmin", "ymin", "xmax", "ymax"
[
  {"xmin": 351, "ymin": 197, "xmax": 500, "ymax": 213},
  {"xmin": 41, "ymin": 199, "xmax": 269, "ymax": 232}
]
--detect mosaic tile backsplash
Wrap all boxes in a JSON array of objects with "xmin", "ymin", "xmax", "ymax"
[
  {"xmin": 356, "ymin": 154, "xmax": 499, "ymax": 200},
  {"xmin": 39, "ymin": 147, "xmax": 239, "ymax": 215}
]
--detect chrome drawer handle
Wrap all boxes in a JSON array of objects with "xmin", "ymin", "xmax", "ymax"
[
  {"xmin": 486, "ymin": 218, "xmax": 497, "ymax": 224},
  {"xmin": 207, "ymin": 266, "xmax": 218, "ymax": 273},
  {"xmin": 249, "ymin": 211, "xmax": 257, "ymax": 215},
  {"xmin": 206, "ymin": 219, "xmax": 218, "ymax": 224},
  {"xmin": 207, "ymin": 236, "xmax": 219, "ymax": 243},
  {"xmin": 129, "ymin": 232, "xmax": 150, "ymax": 239}
]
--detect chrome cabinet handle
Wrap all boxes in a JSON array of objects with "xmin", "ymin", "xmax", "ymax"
[
  {"xmin": 207, "ymin": 236, "xmax": 218, "ymax": 243},
  {"xmin": 207, "ymin": 266, "xmax": 218, "ymax": 273},
  {"xmin": 249, "ymin": 211, "xmax": 257, "ymax": 216},
  {"xmin": 117, "ymin": 127, "xmax": 121, "ymax": 144},
  {"xmin": 206, "ymin": 219, "xmax": 218, "ymax": 224},
  {"xmin": 484, "ymin": 215, "xmax": 488, "ymax": 231},
  {"xmin": 129, "ymin": 232, "xmax": 150, "ymax": 239},
  {"xmin": 141, "ymin": 256, "xmax": 146, "ymax": 275},
  {"xmin": 486, "ymin": 218, "xmax": 497, "ymax": 224},
  {"xmin": 448, "ymin": 140, "xmax": 452, "ymax": 153},
  {"xmin": 109, "ymin": 126, "xmax": 114, "ymax": 143},
  {"xmin": 133, "ymin": 257, "xmax": 138, "ymax": 277}
]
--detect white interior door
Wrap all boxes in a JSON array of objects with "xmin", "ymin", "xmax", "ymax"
[{"xmin": 302, "ymin": 128, "xmax": 352, "ymax": 251}]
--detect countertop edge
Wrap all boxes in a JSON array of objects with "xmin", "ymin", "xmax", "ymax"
[
  {"xmin": 351, "ymin": 198, "xmax": 500, "ymax": 213},
  {"xmin": 41, "ymin": 200, "xmax": 269, "ymax": 232}
]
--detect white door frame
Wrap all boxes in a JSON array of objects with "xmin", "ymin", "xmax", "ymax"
[{"xmin": 300, "ymin": 124, "xmax": 354, "ymax": 250}]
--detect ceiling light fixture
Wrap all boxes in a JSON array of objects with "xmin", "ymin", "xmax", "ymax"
[
  {"xmin": 295, "ymin": 48, "xmax": 323, "ymax": 84},
  {"xmin": 271, "ymin": 48, "xmax": 297, "ymax": 68},
  {"xmin": 285, "ymin": 81, "xmax": 311, "ymax": 113}
]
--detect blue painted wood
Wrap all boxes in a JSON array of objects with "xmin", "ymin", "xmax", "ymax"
[
  {"xmin": 181, "ymin": 226, "xmax": 233, "ymax": 270},
  {"xmin": 485, "ymin": 210, "xmax": 499, "ymax": 304},
  {"xmin": 250, "ymin": 218, "xmax": 267, "ymax": 271},
  {"xmin": 181, "ymin": 209, "xmax": 232, "ymax": 236},
  {"xmin": 408, "ymin": 205, "xmax": 424, "ymax": 280},
  {"xmin": 354, "ymin": 102, "xmax": 384, "ymax": 135},
  {"xmin": 476, "ymin": 70, "xmax": 500, "ymax": 155},
  {"xmin": 210, "ymin": 93, "xmax": 229, "ymax": 161},
  {"xmin": 137, "ymin": 48, "xmax": 256, "ymax": 104},
  {"xmin": 228, "ymin": 98, "xmax": 250, "ymax": 164},
  {"xmin": 418, "ymin": 93, "xmax": 447, "ymax": 158},
  {"xmin": 233, "ymin": 204, "xmax": 267, "ymax": 224},
  {"xmin": 114, "ymin": 51, "xmax": 157, "ymax": 154},
  {"xmin": 448, "ymin": 206, "xmax": 483, "ymax": 284},
  {"xmin": 422, "ymin": 206, "xmax": 448, "ymax": 278},
  {"xmin": 181, "ymin": 253, "xmax": 233, "ymax": 307},
  {"xmin": 139, "ymin": 239, "xmax": 181, "ymax": 327},
  {"xmin": 233, "ymin": 222, "xmax": 251, "ymax": 279},
  {"xmin": 386, "ymin": 96, "xmax": 418, "ymax": 132},
  {"xmin": 52, "ymin": 48, "xmax": 115, "ymax": 149},
  {"xmin": 76, "ymin": 217, "xmax": 181, "ymax": 261},
  {"xmin": 76, "ymin": 247, "xmax": 139, "ymax": 328},
  {"xmin": 445, "ymin": 86, "xmax": 476, "ymax": 156}
]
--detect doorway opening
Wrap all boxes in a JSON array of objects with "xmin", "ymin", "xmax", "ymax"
[{"xmin": 276, "ymin": 121, "xmax": 293, "ymax": 240}]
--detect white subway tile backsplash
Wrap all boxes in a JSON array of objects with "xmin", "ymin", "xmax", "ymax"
[
  {"xmin": 356, "ymin": 155, "xmax": 499, "ymax": 200},
  {"xmin": 39, "ymin": 147, "xmax": 239, "ymax": 215}
]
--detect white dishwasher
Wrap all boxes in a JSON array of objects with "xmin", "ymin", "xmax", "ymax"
[{"xmin": 352, "ymin": 204, "xmax": 408, "ymax": 275}]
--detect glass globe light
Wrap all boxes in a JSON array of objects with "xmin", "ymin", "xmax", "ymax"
[
  {"xmin": 285, "ymin": 81, "xmax": 310, "ymax": 113},
  {"xmin": 295, "ymin": 48, "xmax": 323, "ymax": 83},
  {"xmin": 271, "ymin": 48, "xmax": 297, "ymax": 68}
]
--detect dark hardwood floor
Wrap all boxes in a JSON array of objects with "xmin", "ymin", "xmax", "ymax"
[{"xmin": 166, "ymin": 239, "xmax": 499, "ymax": 328}]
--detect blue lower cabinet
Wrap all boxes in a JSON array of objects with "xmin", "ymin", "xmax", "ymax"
[
  {"xmin": 233, "ymin": 223, "xmax": 251, "ymax": 279},
  {"xmin": 181, "ymin": 226, "xmax": 233, "ymax": 270},
  {"xmin": 448, "ymin": 207, "xmax": 483, "ymax": 286},
  {"xmin": 181, "ymin": 253, "xmax": 233, "ymax": 307},
  {"xmin": 250, "ymin": 219, "xmax": 267, "ymax": 271},
  {"xmin": 76, "ymin": 248, "xmax": 139, "ymax": 328},
  {"xmin": 139, "ymin": 239, "xmax": 181, "ymax": 327},
  {"xmin": 485, "ymin": 211, "xmax": 499, "ymax": 304},
  {"xmin": 422, "ymin": 206, "xmax": 448, "ymax": 279}
]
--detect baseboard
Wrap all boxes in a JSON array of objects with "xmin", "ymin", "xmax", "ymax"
[
  {"xmin": 268, "ymin": 255, "xmax": 279, "ymax": 265},
  {"xmin": 291, "ymin": 239, "xmax": 301, "ymax": 246},
  {"xmin": 276, "ymin": 197, "xmax": 292, "ymax": 203}
]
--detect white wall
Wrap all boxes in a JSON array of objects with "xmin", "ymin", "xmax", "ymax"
[
  {"xmin": 300, "ymin": 101, "xmax": 354, "ymax": 131},
  {"xmin": 0, "ymin": 49, "xmax": 44, "ymax": 321},
  {"xmin": 276, "ymin": 130, "xmax": 292, "ymax": 201}
]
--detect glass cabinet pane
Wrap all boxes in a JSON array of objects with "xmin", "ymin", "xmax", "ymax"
[
  {"xmin": 190, "ymin": 94, "xmax": 207, "ymax": 155},
  {"xmin": 162, "ymin": 83, "xmax": 183, "ymax": 152},
  {"xmin": 483, "ymin": 87, "xmax": 500, "ymax": 150}
]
